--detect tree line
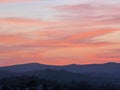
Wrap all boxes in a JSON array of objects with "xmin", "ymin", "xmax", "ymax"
[{"xmin": 0, "ymin": 76, "xmax": 120, "ymax": 90}]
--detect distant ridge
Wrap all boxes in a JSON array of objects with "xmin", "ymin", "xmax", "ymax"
[
  {"xmin": 0, "ymin": 62, "xmax": 120, "ymax": 72},
  {"xmin": 0, "ymin": 62, "xmax": 120, "ymax": 83},
  {"xmin": 1, "ymin": 62, "xmax": 119, "ymax": 68},
  {"xmin": 104, "ymin": 62, "xmax": 120, "ymax": 65}
]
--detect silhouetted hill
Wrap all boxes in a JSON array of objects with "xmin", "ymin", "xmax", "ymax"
[
  {"xmin": 0, "ymin": 63, "xmax": 52, "ymax": 72},
  {"xmin": 21, "ymin": 69, "xmax": 93, "ymax": 82},
  {"xmin": 0, "ymin": 62, "xmax": 120, "ymax": 79},
  {"xmin": 0, "ymin": 70, "xmax": 14, "ymax": 79}
]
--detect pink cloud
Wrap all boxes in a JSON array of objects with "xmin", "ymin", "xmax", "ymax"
[
  {"xmin": 0, "ymin": 18, "xmax": 51, "ymax": 25},
  {"xmin": 0, "ymin": 1, "xmax": 120, "ymax": 66},
  {"xmin": 56, "ymin": 4, "xmax": 120, "ymax": 26},
  {"xmin": 0, "ymin": 0, "xmax": 36, "ymax": 3},
  {"xmin": 92, "ymin": 53, "xmax": 120, "ymax": 63}
]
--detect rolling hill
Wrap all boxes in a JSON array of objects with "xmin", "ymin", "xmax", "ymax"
[{"xmin": 0, "ymin": 62, "xmax": 120, "ymax": 80}]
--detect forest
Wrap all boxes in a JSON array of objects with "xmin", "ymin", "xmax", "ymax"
[{"xmin": 0, "ymin": 76, "xmax": 120, "ymax": 90}]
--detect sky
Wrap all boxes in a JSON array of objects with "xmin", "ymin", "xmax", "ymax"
[{"xmin": 0, "ymin": 0, "xmax": 120, "ymax": 66}]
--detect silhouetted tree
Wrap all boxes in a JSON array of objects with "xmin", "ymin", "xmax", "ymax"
[
  {"xmin": 1, "ymin": 86, "xmax": 9, "ymax": 90},
  {"xmin": 42, "ymin": 83, "xmax": 48, "ymax": 90},
  {"xmin": 78, "ymin": 81, "xmax": 92, "ymax": 90},
  {"xmin": 26, "ymin": 76, "xmax": 38, "ymax": 90}
]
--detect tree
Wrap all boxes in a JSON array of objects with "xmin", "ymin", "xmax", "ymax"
[
  {"xmin": 42, "ymin": 83, "xmax": 48, "ymax": 90},
  {"xmin": 1, "ymin": 86, "xmax": 9, "ymax": 90}
]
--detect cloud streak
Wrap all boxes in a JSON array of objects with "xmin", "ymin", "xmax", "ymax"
[
  {"xmin": 0, "ymin": 0, "xmax": 36, "ymax": 3},
  {"xmin": 0, "ymin": 0, "xmax": 120, "ymax": 66}
]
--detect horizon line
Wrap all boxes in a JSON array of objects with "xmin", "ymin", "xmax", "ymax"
[{"xmin": 0, "ymin": 61, "xmax": 119, "ymax": 67}]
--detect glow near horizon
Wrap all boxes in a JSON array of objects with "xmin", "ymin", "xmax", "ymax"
[{"xmin": 0, "ymin": 0, "xmax": 120, "ymax": 66}]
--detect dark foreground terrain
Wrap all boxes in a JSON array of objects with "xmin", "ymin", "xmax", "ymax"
[
  {"xmin": 0, "ymin": 76, "xmax": 120, "ymax": 90},
  {"xmin": 0, "ymin": 62, "xmax": 120, "ymax": 90}
]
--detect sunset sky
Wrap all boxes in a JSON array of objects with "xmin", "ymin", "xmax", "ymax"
[{"xmin": 0, "ymin": 0, "xmax": 120, "ymax": 66}]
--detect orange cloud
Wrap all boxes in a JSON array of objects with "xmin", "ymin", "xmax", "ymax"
[
  {"xmin": 0, "ymin": 28, "xmax": 118, "ymax": 48},
  {"xmin": 0, "ymin": 2, "xmax": 120, "ymax": 66},
  {"xmin": 0, "ymin": 18, "xmax": 51, "ymax": 25},
  {"xmin": 64, "ymin": 29, "xmax": 116, "ymax": 42},
  {"xmin": 91, "ymin": 52, "xmax": 120, "ymax": 63}
]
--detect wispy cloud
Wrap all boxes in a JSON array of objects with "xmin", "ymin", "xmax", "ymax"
[
  {"xmin": 0, "ymin": 0, "xmax": 36, "ymax": 3},
  {"xmin": 0, "ymin": 0, "xmax": 120, "ymax": 65}
]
